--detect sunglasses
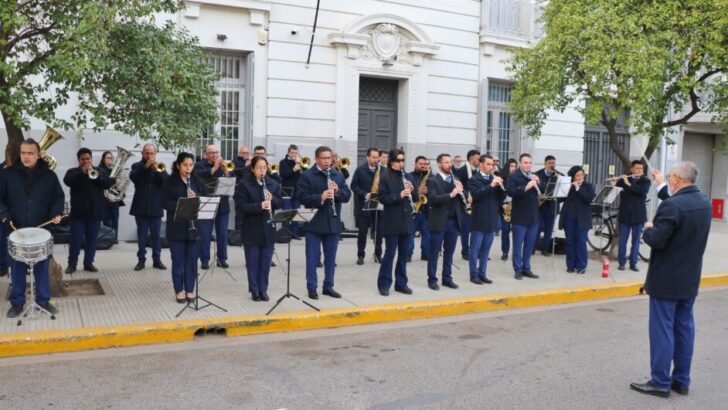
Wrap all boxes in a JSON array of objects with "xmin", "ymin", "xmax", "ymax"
[{"xmin": 392, "ymin": 158, "xmax": 405, "ymax": 163}]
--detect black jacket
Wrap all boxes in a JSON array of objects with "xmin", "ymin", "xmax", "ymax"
[
  {"xmin": 0, "ymin": 162, "xmax": 64, "ymax": 228},
  {"xmin": 379, "ymin": 169, "xmax": 418, "ymax": 236},
  {"xmin": 193, "ymin": 159, "xmax": 231, "ymax": 215},
  {"xmin": 468, "ymin": 172, "xmax": 506, "ymax": 233},
  {"xmin": 506, "ymin": 170, "xmax": 540, "ymax": 226},
  {"xmin": 295, "ymin": 166, "xmax": 352, "ymax": 235},
  {"xmin": 657, "ymin": 184, "xmax": 669, "ymax": 201},
  {"xmin": 64, "ymin": 167, "xmax": 115, "ymax": 220},
  {"xmin": 559, "ymin": 182, "xmax": 596, "ymax": 231},
  {"xmin": 162, "ymin": 173, "xmax": 207, "ymax": 242},
  {"xmin": 350, "ymin": 163, "xmax": 379, "ymax": 218},
  {"xmin": 427, "ymin": 173, "xmax": 466, "ymax": 232},
  {"xmin": 279, "ymin": 157, "xmax": 301, "ymax": 193},
  {"xmin": 455, "ymin": 164, "xmax": 476, "ymax": 195},
  {"xmin": 616, "ymin": 176, "xmax": 651, "ymax": 224},
  {"xmin": 234, "ymin": 175, "xmax": 283, "ymax": 246},
  {"xmin": 643, "ymin": 185, "xmax": 712, "ymax": 300},
  {"xmin": 129, "ymin": 160, "xmax": 169, "ymax": 217}
]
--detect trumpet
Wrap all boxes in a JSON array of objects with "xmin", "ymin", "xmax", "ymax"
[
  {"xmin": 88, "ymin": 168, "xmax": 99, "ymax": 180},
  {"xmin": 297, "ymin": 156, "xmax": 311, "ymax": 170},
  {"xmin": 222, "ymin": 160, "xmax": 235, "ymax": 173},
  {"xmin": 268, "ymin": 164, "xmax": 279, "ymax": 174},
  {"xmin": 154, "ymin": 162, "xmax": 166, "ymax": 173},
  {"xmin": 339, "ymin": 157, "xmax": 350, "ymax": 170}
]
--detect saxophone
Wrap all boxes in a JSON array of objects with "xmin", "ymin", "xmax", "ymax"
[
  {"xmin": 103, "ymin": 146, "xmax": 134, "ymax": 202},
  {"xmin": 503, "ymin": 201, "xmax": 512, "ymax": 223},
  {"xmin": 369, "ymin": 164, "xmax": 382, "ymax": 201},
  {"xmin": 413, "ymin": 168, "xmax": 430, "ymax": 213}
]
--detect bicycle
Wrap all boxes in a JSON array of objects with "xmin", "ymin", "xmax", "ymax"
[{"xmin": 587, "ymin": 203, "xmax": 650, "ymax": 262}]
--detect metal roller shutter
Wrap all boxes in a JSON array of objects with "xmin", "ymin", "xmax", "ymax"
[{"xmin": 682, "ymin": 133, "xmax": 714, "ymax": 197}]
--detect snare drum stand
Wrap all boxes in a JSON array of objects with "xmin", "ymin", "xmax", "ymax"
[{"xmin": 18, "ymin": 260, "xmax": 56, "ymax": 325}]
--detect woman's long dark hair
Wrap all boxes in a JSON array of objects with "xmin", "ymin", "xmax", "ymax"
[
  {"xmin": 98, "ymin": 151, "xmax": 112, "ymax": 169},
  {"xmin": 502, "ymin": 158, "xmax": 518, "ymax": 184},
  {"xmin": 248, "ymin": 156, "xmax": 268, "ymax": 181},
  {"xmin": 385, "ymin": 148, "xmax": 404, "ymax": 180},
  {"xmin": 172, "ymin": 152, "xmax": 195, "ymax": 178}
]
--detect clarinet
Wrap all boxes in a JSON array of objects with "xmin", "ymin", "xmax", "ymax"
[
  {"xmin": 186, "ymin": 176, "xmax": 196, "ymax": 232},
  {"xmin": 326, "ymin": 168, "xmax": 337, "ymax": 217},
  {"xmin": 527, "ymin": 171, "xmax": 542, "ymax": 196},
  {"xmin": 451, "ymin": 172, "xmax": 472, "ymax": 215},
  {"xmin": 261, "ymin": 177, "xmax": 273, "ymax": 224},
  {"xmin": 401, "ymin": 169, "xmax": 416, "ymax": 215}
]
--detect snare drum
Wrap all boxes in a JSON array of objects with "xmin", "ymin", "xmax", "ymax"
[{"xmin": 8, "ymin": 228, "xmax": 53, "ymax": 264}]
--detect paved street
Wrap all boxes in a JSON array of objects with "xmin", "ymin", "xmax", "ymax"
[{"xmin": 1, "ymin": 287, "xmax": 726, "ymax": 409}]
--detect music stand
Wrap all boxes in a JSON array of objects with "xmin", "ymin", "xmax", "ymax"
[
  {"xmin": 266, "ymin": 209, "xmax": 319, "ymax": 315},
  {"xmin": 363, "ymin": 198, "xmax": 383, "ymax": 252},
  {"xmin": 592, "ymin": 186, "xmax": 622, "ymax": 256},
  {"xmin": 176, "ymin": 196, "xmax": 227, "ymax": 318},
  {"xmin": 545, "ymin": 176, "xmax": 571, "ymax": 254},
  {"xmin": 200, "ymin": 179, "xmax": 237, "ymax": 282}
]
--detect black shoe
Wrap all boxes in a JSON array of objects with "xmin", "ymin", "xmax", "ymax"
[
  {"xmin": 260, "ymin": 292, "xmax": 269, "ymax": 302},
  {"xmin": 577, "ymin": 269, "xmax": 586, "ymax": 274},
  {"xmin": 501, "ymin": 254, "xmax": 508, "ymax": 261},
  {"xmin": 84, "ymin": 264, "xmax": 99, "ymax": 273},
  {"xmin": 6, "ymin": 304, "xmax": 24, "ymax": 318},
  {"xmin": 567, "ymin": 268, "xmax": 575, "ymax": 273},
  {"xmin": 522, "ymin": 271, "xmax": 539, "ymax": 279},
  {"xmin": 480, "ymin": 277, "xmax": 493, "ymax": 284},
  {"xmin": 356, "ymin": 256, "xmax": 364, "ymax": 265},
  {"xmin": 379, "ymin": 289, "xmax": 389, "ymax": 296},
  {"xmin": 407, "ymin": 255, "xmax": 412, "ymax": 263},
  {"xmin": 65, "ymin": 265, "xmax": 76, "ymax": 274},
  {"xmin": 514, "ymin": 272, "xmax": 523, "ymax": 280},
  {"xmin": 216, "ymin": 259, "xmax": 229, "ymax": 269},
  {"xmin": 134, "ymin": 261, "xmax": 145, "ymax": 271},
  {"xmin": 38, "ymin": 302, "xmax": 58, "ymax": 314},
  {"xmin": 322, "ymin": 288, "xmax": 342, "ymax": 298},
  {"xmin": 317, "ymin": 261, "xmax": 323, "ymax": 268},
  {"xmin": 153, "ymin": 260, "xmax": 166, "ymax": 270},
  {"xmin": 630, "ymin": 265, "xmax": 640, "ymax": 272},
  {"xmin": 0, "ymin": 266, "xmax": 8, "ymax": 277},
  {"xmin": 291, "ymin": 234, "xmax": 302, "ymax": 240},
  {"xmin": 374, "ymin": 255, "xmax": 382, "ymax": 264},
  {"xmin": 420, "ymin": 253, "xmax": 428, "ymax": 261},
  {"xmin": 252, "ymin": 292, "xmax": 261, "ymax": 302},
  {"xmin": 541, "ymin": 250, "xmax": 552, "ymax": 257},
  {"xmin": 271, "ymin": 261, "xmax": 276, "ymax": 267},
  {"xmin": 308, "ymin": 289, "xmax": 319, "ymax": 300},
  {"xmin": 470, "ymin": 277, "xmax": 484, "ymax": 285},
  {"xmin": 176, "ymin": 295, "xmax": 187, "ymax": 304},
  {"xmin": 618, "ymin": 264, "xmax": 626, "ymax": 271},
  {"xmin": 395, "ymin": 286, "xmax": 413, "ymax": 295},
  {"xmin": 671, "ymin": 382, "xmax": 689, "ymax": 396},
  {"xmin": 462, "ymin": 253, "xmax": 469, "ymax": 261},
  {"xmin": 630, "ymin": 381, "xmax": 670, "ymax": 398},
  {"xmin": 442, "ymin": 281, "xmax": 459, "ymax": 289},
  {"xmin": 428, "ymin": 283, "xmax": 440, "ymax": 291},
  {"xmin": 201, "ymin": 261, "xmax": 210, "ymax": 270}
]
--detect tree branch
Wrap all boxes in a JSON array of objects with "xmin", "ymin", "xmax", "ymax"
[{"xmin": 5, "ymin": 24, "xmax": 57, "ymax": 52}]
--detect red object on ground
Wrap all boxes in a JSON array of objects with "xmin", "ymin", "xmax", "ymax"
[
  {"xmin": 602, "ymin": 257, "xmax": 609, "ymax": 278},
  {"xmin": 712, "ymin": 199, "xmax": 724, "ymax": 219}
]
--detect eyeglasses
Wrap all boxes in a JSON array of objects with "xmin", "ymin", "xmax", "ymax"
[{"xmin": 240, "ymin": 152, "xmax": 250, "ymax": 155}]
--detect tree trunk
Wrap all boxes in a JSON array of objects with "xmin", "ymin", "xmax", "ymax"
[
  {"xmin": 604, "ymin": 122, "xmax": 631, "ymax": 171},
  {"xmin": 2, "ymin": 111, "xmax": 25, "ymax": 166}
]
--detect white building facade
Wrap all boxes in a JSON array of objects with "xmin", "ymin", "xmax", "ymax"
[{"xmin": 2, "ymin": 0, "xmax": 725, "ymax": 240}]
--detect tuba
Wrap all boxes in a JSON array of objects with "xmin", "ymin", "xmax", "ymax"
[
  {"xmin": 38, "ymin": 126, "xmax": 64, "ymax": 171},
  {"xmin": 103, "ymin": 146, "xmax": 134, "ymax": 202}
]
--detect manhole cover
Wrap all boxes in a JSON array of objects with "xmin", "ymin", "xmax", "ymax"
[{"xmin": 57, "ymin": 279, "xmax": 105, "ymax": 297}]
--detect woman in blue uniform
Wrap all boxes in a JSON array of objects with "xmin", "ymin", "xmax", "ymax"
[{"xmin": 560, "ymin": 166, "xmax": 596, "ymax": 274}]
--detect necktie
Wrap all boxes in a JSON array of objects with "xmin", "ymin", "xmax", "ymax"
[{"xmin": 446, "ymin": 175, "xmax": 452, "ymax": 184}]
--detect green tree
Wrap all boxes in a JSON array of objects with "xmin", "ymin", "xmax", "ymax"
[
  {"xmin": 507, "ymin": 0, "xmax": 728, "ymax": 170},
  {"xmin": 0, "ymin": 0, "xmax": 218, "ymax": 162}
]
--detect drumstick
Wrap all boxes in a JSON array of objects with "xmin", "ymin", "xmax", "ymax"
[
  {"xmin": 9, "ymin": 221, "xmax": 17, "ymax": 231},
  {"xmin": 37, "ymin": 214, "xmax": 68, "ymax": 229}
]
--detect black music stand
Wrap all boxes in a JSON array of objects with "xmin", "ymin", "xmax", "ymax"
[
  {"xmin": 175, "ymin": 197, "xmax": 227, "ymax": 318},
  {"xmin": 200, "ymin": 178, "xmax": 237, "ymax": 282},
  {"xmin": 266, "ymin": 209, "xmax": 319, "ymax": 315},
  {"xmin": 544, "ymin": 175, "xmax": 570, "ymax": 254},
  {"xmin": 363, "ymin": 198, "xmax": 383, "ymax": 251},
  {"xmin": 592, "ymin": 186, "xmax": 622, "ymax": 255}
]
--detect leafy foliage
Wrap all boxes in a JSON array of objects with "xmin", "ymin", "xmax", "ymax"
[
  {"xmin": 0, "ymin": 0, "xmax": 218, "ymax": 154},
  {"xmin": 507, "ymin": 0, "xmax": 728, "ymax": 167}
]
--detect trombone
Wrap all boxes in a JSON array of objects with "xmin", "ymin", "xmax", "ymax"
[
  {"xmin": 297, "ymin": 156, "xmax": 311, "ymax": 171},
  {"xmin": 268, "ymin": 163, "xmax": 279, "ymax": 174},
  {"xmin": 337, "ymin": 157, "xmax": 351, "ymax": 170}
]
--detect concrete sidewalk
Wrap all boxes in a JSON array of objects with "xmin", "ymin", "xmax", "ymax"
[{"xmin": 1, "ymin": 221, "xmax": 726, "ymax": 357}]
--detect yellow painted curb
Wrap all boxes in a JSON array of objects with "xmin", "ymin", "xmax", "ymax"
[{"xmin": 2, "ymin": 274, "xmax": 727, "ymax": 358}]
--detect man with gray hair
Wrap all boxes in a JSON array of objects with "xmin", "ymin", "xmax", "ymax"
[{"xmin": 631, "ymin": 161, "xmax": 712, "ymax": 398}]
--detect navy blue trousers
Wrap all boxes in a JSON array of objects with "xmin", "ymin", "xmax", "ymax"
[
  {"xmin": 459, "ymin": 214, "xmax": 471, "ymax": 256},
  {"xmin": 512, "ymin": 223, "xmax": 538, "ymax": 273},
  {"xmin": 169, "ymin": 240, "xmax": 198, "ymax": 293},
  {"xmin": 500, "ymin": 214, "xmax": 511, "ymax": 255},
  {"xmin": 563, "ymin": 214, "xmax": 589, "ymax": 271},
  {"xmin": 356, "ymin": 211, "xmax": 382, "ymax": 258},
  {"xmin": 9, "ymin": 259, "xmax": 50, "ymax": 306},
  {"xmin": 305, "ymin": 232, "xmax": 339, "ymax": 291},
  {"xmin": 244, "ymin": 244, "xmax": 274, "ymax": 294},
  {"xmin": 427, "ymin": 219, "xmax": 459, "ymax": 285},
  {"xmin": 469, "ymin": 230, "xmax": 495, "ymax": 280},
  {"xmin": 619, "ymin": 223, "xmax": 643, "ymax": 267},
  {"xmin": 103, "ymin": 202, "xmax": 120, "ymax": 239},
  {"xmin": 649, "ymin": 296, "xmax": 696, "ymax": 389},
  {"xmin": 378, "ymin": 234, "xmax": 409, "ymax": 291},
  {"xmin": 408, "ymin": 211, "xmax": 430, "ymax": 258},
  {"xmin": 68, "ymin": 218, "xmax": 101, "ymax": 267},
  {"xmin": 538, "ymin": 207, "xmax": 557, "ymax": 252},
  {"xmin": 135, "ymin": 216, "xmax": 162, "ymax": 263},
  {"xmin": 199, "ymin": 212, "xmax": 229, "ymax": 263}
]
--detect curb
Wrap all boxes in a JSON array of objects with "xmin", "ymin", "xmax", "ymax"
[{"xmin": 2, "ymin": 274, "xmax": 727, "ymax": 358}]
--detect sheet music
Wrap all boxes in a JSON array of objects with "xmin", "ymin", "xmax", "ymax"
[
  {"xmin": 293, "ymin": 209, "xmax": 317, "ymax": 223},
  {"xmin": 213, "ymin": 177, "xmax": 236, "ymax": 196},
  {"xmin": 198, "ymin": 196, "xmax": 220, "ymax": 220},
  {"xmin": 554, "ymin": 176, "xmax": 572, "ymax": 198}
]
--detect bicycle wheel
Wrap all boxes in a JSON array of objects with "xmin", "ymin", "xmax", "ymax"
[
  {"xmin": 587, "ymin": 214, "xmax": 612, "ymax": 252},
  {"xmin": 639, "ymin": 232, "xmax": 650, "ymax": 262}
]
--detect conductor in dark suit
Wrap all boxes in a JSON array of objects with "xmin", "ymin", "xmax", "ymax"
[
  {"xmin": 613, "ymin": 160, "xmax": 651, "ymax": 272},
  {"xmin": 467, "ymin": 155, "xmax": 506, "ymax": 284},
  {"xmin": 630, "ymin": 161, "xmax": 712, "ymax": 398},
  {"xmin": 376, "ymin": 149, "xmax": 418, "ymax": 296},
  {"xmin": 506, "ymin": 153, "xmax": 541, "ymax": 280},
  {"xmin": 426, "ymin": 153, "xmax": 466, "ymax": 290},
  {"xmin": 559, "ymin": 166, "xmax": 595, "ymax": 274}
]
